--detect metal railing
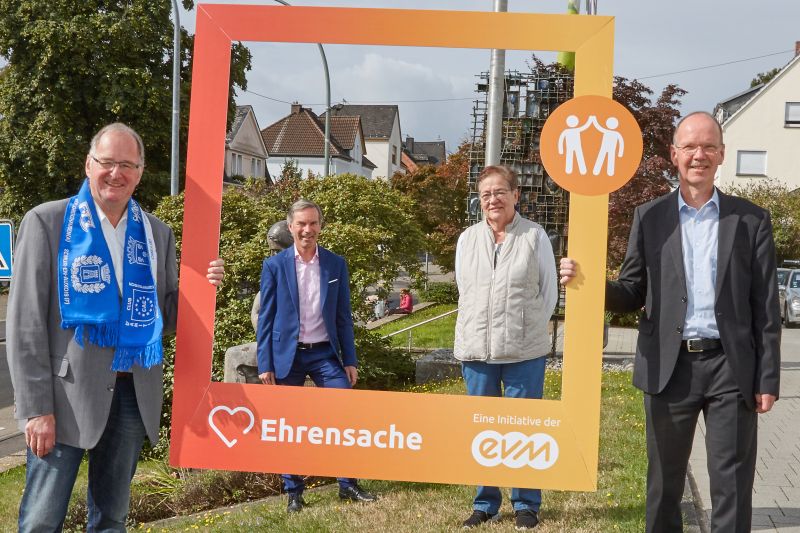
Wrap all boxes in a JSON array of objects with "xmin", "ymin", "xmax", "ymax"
[
  {"xmin": 382, "ymin": 309, "xmax": 458, "ymax": 353},
  {"xmin": 383, "ymin": 308, "xmax": 568, "ymax": 356}
]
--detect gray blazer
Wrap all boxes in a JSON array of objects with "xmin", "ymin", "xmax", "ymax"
[{"xmin": 6, "ymin": 199, "xmax": 178, "ymax": 448}]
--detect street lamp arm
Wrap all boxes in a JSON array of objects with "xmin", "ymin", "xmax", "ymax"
[{"xmin": 272, "ymin": 0, "xmax": 332, "ymax": 177}]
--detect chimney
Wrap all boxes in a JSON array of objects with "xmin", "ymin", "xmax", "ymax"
[
  {"xmin": 796, "ymin": 41, "xmax": 800, "ymax": 57},
  {"xmin": 291, "ymin": 102, "xmax": 302, "ymax": 114},
  {"xmin": 405, "ymin": 135, "xmax": 414, "ymax": 152}
]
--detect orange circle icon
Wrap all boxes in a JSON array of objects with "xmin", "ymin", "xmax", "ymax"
[{"xmin": 540, "ymin": 95, "xmax": 642, "ymax": 196}]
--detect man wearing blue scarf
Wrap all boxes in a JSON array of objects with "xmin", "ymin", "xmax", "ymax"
[{"xmin": 6, "ymin": 123, "xmax": 225, "ymax": 532}]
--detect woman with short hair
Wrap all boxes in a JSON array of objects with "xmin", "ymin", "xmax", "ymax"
[{"xmin": 454, "ymin": 164, "xmax": 557, "ymax": 530}]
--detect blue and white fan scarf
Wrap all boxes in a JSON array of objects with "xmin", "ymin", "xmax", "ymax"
[{"xmin": 58, "ymin": 178, "xmax": 163, "ymax": 371}]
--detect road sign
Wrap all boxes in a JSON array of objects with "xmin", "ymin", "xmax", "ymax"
[{"xmin": 0, "ymin": 220, "xmax": 13, "ymax": 280}]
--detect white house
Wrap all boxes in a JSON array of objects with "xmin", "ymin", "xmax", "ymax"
[
  {"xmin": 262, "ymin": 104, "xmax": 376, "ymax": 180},
  {"xmin": 715, "ymin": 47, "xmax": 800, "ymax": 191},
  {"xmin": 323, "ymin": 104, "xmax": 403, "ymax": 180},
  {"xmin": 225, "ymin": 105, "xmax": 269, "ymax": 186}
]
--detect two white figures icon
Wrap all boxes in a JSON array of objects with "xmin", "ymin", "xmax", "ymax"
[{"xmin": 557, "ymin": 115, "xmax": 624, "ymax": 176}]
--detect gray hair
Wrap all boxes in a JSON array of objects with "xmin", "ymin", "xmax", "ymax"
[
  {"xmin": 89, "ymin": 122, "xmax": 146, "ymax": 166},
  {"xmin": 672, "ymin": 111, "xmax": 724, "ymax": 146},
  {"xmin": 287, "ymin": 199, "xmax": 325, "ymax": 226},
  {"xmin": 477, "ymin": 164, "xmax": 519, "ymax": 190}
]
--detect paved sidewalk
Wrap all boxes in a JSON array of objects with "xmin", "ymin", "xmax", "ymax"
[{"xmin": 690, "ymin": 329, "xmax": 800, "ymax": 532}]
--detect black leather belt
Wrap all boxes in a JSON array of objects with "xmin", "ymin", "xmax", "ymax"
[
  {"xmin": 116, "ymin": 371, "xmax": 133, "ymax": 379},
  {"xmin": 681, "ymin": 338, "xmax": 722, "ymax": 353},
  {"xmin": 297, "ymin": 341, "xmax": 328, "ymax": 350}
]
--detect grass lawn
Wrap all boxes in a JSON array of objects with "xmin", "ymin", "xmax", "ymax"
[
  {"xmin": 0, "ymin": 463, "xmax": 26, "ymax": 527},
  {"xmin": 151, "ymin": 370, "xmax": 647, "ymax": 532},
  {"xmin": 374, "ymin": 304, "xmax": 457, "ymax": 350}
]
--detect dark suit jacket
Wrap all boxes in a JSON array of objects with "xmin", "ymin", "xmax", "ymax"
[
  {"xmin": 606, "ymin": 189, "xmax": 781, "ymax": 409},
  {"xmin": 256, "ymin": 246, "xmax": 357, "ymax": 379}
]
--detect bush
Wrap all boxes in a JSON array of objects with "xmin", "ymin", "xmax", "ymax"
[
  {"xmin": 608, "ymin": 311, "xmax": 640, "ymax": 328},
  {"xmin": 418, "ymin": 282, "xmax": 459, "ymax": 304},
  {"xmin": 354, "ymin": 327, "xmax": 416, "ymax": 390}
]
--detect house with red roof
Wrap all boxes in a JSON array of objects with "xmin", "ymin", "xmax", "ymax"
[{"xmin": 261, "ymin": 103, "xmax": 376, "ymax": 179}]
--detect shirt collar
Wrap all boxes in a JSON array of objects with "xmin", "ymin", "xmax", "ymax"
[
  {"xmin": 294, "ymin": 244, "xmax": 319, "ymax": 264},
  {"xmin": 678, "ymin": 187, "xmax": 719, "ymax": 213},
  {"xmin": 95, "ymin": 203, "xmax": 128, "ymax": 228}
]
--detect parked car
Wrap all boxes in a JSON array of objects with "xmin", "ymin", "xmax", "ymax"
[
  {"xmin": 778, "ymin": 267, "xmax": 791, "ymax": 323},
  {"xmin": 782, "ymin": 269, "xmax": 800, "ymax": 327}
]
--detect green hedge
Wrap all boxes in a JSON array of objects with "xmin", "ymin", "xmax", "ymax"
[{"xmin": 418, "ymin": 281, "xmax": 459, "ymax": 304}]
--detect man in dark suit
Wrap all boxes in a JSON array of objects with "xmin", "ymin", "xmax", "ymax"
[
  {"xmin": 560, "ymin": 111, "xmax": 780, "ymax": 532},
  {"xmin": 256, "ymin": 199, "xmax": 377, "ymax": 513},
  {"xmin": 7, "ymin": 123, "xmax": 224, "ymax": 531}
]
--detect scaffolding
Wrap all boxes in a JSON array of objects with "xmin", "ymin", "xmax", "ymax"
[{"xmin": 468, "ymin": 69, "xmax": 574, "ymax": 258}]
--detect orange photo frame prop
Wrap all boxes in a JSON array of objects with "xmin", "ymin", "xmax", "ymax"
[{"xmin": 173, "ymin": 3, "xmax": 616, "ymax": 491}]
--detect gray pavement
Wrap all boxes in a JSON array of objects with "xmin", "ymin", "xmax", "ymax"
[
  {"xmin": 690, "ymin": 328, "xmax": 800, "ymax": 532},
  {"xmin": 0, "ymin": 316, "xmax": 25, "ymax": 471}
]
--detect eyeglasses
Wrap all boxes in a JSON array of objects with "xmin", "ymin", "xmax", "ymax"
[
  {"xmin": 479, "ymin": 189, "xmax": 511, "ymax": 202},
  {"xmin": 673, "ymin": 144, "xmax": 722, "ymax": 156},
  {"xmin": 90, "ymin": 155, "xmax": 143, "ymax": 171}
]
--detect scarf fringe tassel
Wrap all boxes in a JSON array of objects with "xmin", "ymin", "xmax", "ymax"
[
  {"xmin": 112, "ymin": 341, "xmax": 163, "ymax": 372},
  {"xmin": 62, "ymin": 321, "xmax": 162, "ymax": 370}
]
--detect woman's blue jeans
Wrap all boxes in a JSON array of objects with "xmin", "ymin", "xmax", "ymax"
[{"xmin": 462, "ymin": 357, "xmax": 546, "ymax": 515}]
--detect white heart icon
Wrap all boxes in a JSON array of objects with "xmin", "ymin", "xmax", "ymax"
[{"xmin": 208, "ymin": 405, "xmax": 255, "ymax": 448}]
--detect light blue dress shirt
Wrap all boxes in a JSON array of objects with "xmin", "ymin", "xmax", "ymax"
[{"xmin": 678, "ymin": 189, "xmax": 720, "ymax": 339}]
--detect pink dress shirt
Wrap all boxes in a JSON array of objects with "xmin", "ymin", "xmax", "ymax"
[{"xmin": 295, "ymin": 245, "xmax": 329, "ymax": 343}]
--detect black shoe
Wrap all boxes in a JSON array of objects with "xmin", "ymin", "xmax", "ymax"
[
  {"xmin": 338, "ymin": 484, "xmax": 378, "ymax": 502},
  {"xmin": 462, "ymin": 510, "xmax": 497, "ymax": 529},
  {"xmin": 514, "ymin": 509, "xmax": 539, "ymax": 530},
  {"xmin": 287, "ymin": 493, "xmax": 305, "ymax": 513}
]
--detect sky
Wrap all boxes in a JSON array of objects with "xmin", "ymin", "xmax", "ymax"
[
  {"xmin": 177, "ymin": 0, "xmax": 798, "ymax": 154},
  {"xmin": 4, "ymin": 1, "xmax": 797, "ymax": 154}
]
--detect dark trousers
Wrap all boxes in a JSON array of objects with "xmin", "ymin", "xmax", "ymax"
[
  {"xmin": 276, "ymin": 343, "xmax": 356, "ymax": 494},
  {"xmin": 644, "ymin": 349, "xmax": 757, "ymax": 533}
]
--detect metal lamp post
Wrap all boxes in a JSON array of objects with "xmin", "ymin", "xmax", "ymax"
[
  {"xmin": 273, "ymin": 0, "xmax": 332, "ymax": 177},
  {"xmin": 170, "ymin": 0, "xmax": 181, "ymax": 195}
]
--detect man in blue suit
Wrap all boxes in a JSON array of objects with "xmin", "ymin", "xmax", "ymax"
[{"xmin": 257, "ymin": 199, "xmax": 377, "ymax": 513}]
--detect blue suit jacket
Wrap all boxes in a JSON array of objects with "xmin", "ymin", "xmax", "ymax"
[{"xmin": 256, "ymin": 246, "xmax": 357, "ymax": 379}]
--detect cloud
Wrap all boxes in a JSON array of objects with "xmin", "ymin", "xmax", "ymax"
[{"xmin": 333, "ymin": 53, "xmax": 474, "ymax": 147}]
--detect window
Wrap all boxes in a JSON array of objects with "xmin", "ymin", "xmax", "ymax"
[
  {"xmin": 250, "ymin": 158, "xmax": 256, "ymax": 177},
  {"xmin": 237, "ymin": 154, "xmax": 243, "ymax": 175},
  {"xmin": 230, "ymin": 152, "xmax": 236, "ymax": 174},
  {"xmin": 256, "ymin": 159, "xmax": 261, "ymax": 177},
  {"xmin": 786, "ymin": 102, "xmax": 800, "ymax": 127},
  {"xmin": 391, "ymin": 145, "xmax": 397, "ymax": 165},
  {"xmin": 736, "ymin": 150, "xmax": 767, "ymax": 176}
]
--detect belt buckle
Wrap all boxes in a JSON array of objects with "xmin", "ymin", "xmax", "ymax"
[{"xmin": 686, "ymin": 338, "xmax": 703, "ymax": 353}]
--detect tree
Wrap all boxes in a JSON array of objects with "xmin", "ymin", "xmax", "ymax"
[
  {"xmin": 0, "ymin": 0, "xmax": 251, "ymax": 219},
  {"xmin": 606, "ymin": 77, "xmax": 685, "ymax": 269},
  {"xmin": 391, "ymin": 142, "xmax": 469, "ymax": 272},
  {"xmin": 724, "ymin": 179, "xmax": 800, "ymax": 263},
  {"xmin": 150, "ymin": 176, "xmax": 423, "ymax": 437},
  {"xmin": 751, "ymin": 67, "xmax": 781, "ymax": 88}
]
